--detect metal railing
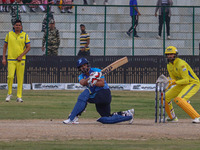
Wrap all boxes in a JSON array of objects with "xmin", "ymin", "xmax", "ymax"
[{"xmin": 0, "ymin": 4, "xmax": 200, "ymax": 56}]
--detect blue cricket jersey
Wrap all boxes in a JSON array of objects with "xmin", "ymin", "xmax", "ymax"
[{"xmin": 78, "ymin": 68, "xmax": 109, "ymax": 96}]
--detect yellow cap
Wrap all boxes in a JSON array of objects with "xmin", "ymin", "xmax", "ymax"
[{"xmin": 165, "ymin": 46, "xmax": 178, "ymax": 54}]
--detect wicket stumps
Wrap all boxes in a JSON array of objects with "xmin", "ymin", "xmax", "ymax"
[{"xmin": 155, "ymin": 82, "xmax": 166, "ymax": 123}]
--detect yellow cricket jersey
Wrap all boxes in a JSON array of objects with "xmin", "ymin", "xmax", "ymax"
[
  {"xmin": 5, "ymin": 30, "xmax": 30, "ymax": 60},
  {"xmin": 167, "ymin": 58, "xmax": 199, "ymax": 85}
]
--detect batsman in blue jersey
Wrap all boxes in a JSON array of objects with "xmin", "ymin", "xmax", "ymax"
[{"xmin": 63, "ymin": 58, "xmax": 134, "ymax": 124}]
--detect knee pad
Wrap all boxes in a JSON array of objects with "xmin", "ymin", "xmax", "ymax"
[
  {"xmin": 174, "ymin": 97, "xmax": 200, "ymax": 119},
  {"xmin": 7, "ymin": 76, "xmax": 14, "ymax": 80},
  {"xmin": 97, "ymin": 115, "xmax": 132, "ymax": 124}
]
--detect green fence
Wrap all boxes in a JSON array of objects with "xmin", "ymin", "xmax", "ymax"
[{"xmin": 0, "ymin": 4, "xmax": 200, "ymax": 56}]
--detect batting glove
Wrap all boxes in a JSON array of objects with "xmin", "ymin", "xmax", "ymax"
[
  {"xmin": 87, "ymin": 72, "xmax": 102, "ymax": 87},
  {"xmin": 88, "ymin": 77, "xmax": 98, "ymax": 87},
  {"xmin": 89, "ymin": 72, "xmax": 102, "ymax": 80},
  {"xmin": 166, "ymin": 79, "xmax": 176, "ymax": 90}
]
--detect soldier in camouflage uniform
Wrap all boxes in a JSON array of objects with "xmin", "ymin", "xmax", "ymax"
[
  {"xmin": 41, "ymin": 11, "xmax": 54, "ymax": 32},
  {"xmin": 10, "ymin": 0, "xmax": 22, "ymax": 26},
  {"xmin": 42, "ymin": 19, "xmax": 60, "ymax": 56}
]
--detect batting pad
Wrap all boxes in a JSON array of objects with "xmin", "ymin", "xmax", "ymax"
[
  {"xmin": 97, "ymin": 115, "xmax": 132, "ymax": 124},
  {"xmin": 69, "ymin": 89, "xmax": 90, "ymax": 121},
  {"xmin": 174, "ymin": 97, "xmax": 200, "ymax": 119}
]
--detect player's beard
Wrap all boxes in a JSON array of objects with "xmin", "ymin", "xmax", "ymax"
[
  {"xmin": 166, "ymin": 55, "xmax": 176, "ymax": 63},
  {"xmin": 81, "ymin": 65, "xmax": 90, "ymax": 74},
  {"xmin": 167, "ymin": 57, "xmax": 175, "ymax": 63}
]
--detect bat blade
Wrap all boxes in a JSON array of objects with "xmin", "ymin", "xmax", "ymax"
[{"xmin": 101, "ymin": 57, "xmax": 128, "ymax": 76}]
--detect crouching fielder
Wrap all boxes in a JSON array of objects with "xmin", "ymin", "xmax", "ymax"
[
  {"xmin": 164, "ymin": 46, "xmax": 200, "ymax": 123},
  {"xmin": 63, "ymin": 58, "xmax": 134, "ymax": 124}
]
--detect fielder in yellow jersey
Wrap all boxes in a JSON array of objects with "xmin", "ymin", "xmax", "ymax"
[
  {"xmin": 2, "ymin": 20, "xmax": 30, "ymax": 102},
  {"xmin": 165, "ymin": 46, "xmax": 200, "ymax": 123}
]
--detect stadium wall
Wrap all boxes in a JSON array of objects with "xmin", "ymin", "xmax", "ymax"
[{"xmin": 0, "ymin": 56, "xmax": 199, "ymax": 84}]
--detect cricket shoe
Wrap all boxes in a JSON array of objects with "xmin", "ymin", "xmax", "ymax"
[
  {"xmin": 165, "ymin": 116, "xmax": 178, "ymax": 122},
  {"xmin": 126, "ymin": 31, "xmax": 131, "ymax": 37},
  {"xmin": 5, "ymin": 94, "xmax": 12, "ymax": 102},
  {"xmin": 16, "ymin": 98, "xmax": 23, "ymax": 103},
  {"xmin": 123, "ymin": 108, "xmax": 135, "ymax": 124},
  {"xmin": 192, "ymin": 117, "xmax": 200, "ymax": 123},
  {"xmin": 63, "ymin": 116, "xmax": 79, "ymax": 124}
]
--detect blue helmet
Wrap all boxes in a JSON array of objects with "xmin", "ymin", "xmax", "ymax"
[{"xmin": 77, "ymin": 58, "xmax": 89, "ymax": 68}]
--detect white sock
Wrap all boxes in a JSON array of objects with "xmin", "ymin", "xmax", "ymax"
[
  {"xmin": 21, "ymin": 5, "xmax": 26, "ymax": 11},
  {"xmin": 0, "ymin": 6, "xmax": 3, "ymax": 11},
  {"xmin": 39, "ymin": 5, "xmax": 45, "ymax": 11}
]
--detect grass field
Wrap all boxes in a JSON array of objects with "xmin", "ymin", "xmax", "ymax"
[
  {"xmin": 1, "ymin": 139, "xmax": 200, "ymax": 150},
  {"xmin": 0, "ymin": 90, "xmax": 200, "ymax": 149}
]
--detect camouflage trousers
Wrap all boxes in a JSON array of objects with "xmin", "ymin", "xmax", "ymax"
[{"xmin": 46, "ymin": 46, "xmax": 58, "ymax": 56}]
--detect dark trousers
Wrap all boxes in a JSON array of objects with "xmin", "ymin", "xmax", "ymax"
[
  {"xmin": 128, "ymin": 15, "xmax": 139, "ymax": 35},
  {"xmin": 78, "ymin": 50, "xmax": 90, "ymax": 56},
  {"xmin": 158, "ymin": 12, "xmax": 171, "ymax": 36},
  {"xmin": 88, "ymin": 89, "xmax": 112, "ymax": 117},
  {"xmin": 83, "ymin": 0, "xmax": 87, "ymax": 4}
]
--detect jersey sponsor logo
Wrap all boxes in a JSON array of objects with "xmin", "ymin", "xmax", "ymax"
[
  {"xmin": 20, "ymin": 36, "xmax": 23, "ymax": 39},
  {"xmin": 167, "ymin": 48, "xmax": 172, "ymax": 51},
  {"xmin": 182, "ymin": 68, "xmax": 186, "ymax": 71},
  {"xmin": 78, "ymin": 59, "xmax": 82, "ymax": 64}
]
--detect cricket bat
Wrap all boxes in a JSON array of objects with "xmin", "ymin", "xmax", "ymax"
[{"xmin": 101, "ymin": 57, "xmax": 128, "ymax": 76}]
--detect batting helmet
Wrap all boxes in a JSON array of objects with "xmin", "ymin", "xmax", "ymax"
[
  {"xmin": 77, "ymin": 58, "xmax": 89, "ymax": 68},
  {"xmin": 165, "ymin": 46, "xmax": 178, "ymax": 55}
]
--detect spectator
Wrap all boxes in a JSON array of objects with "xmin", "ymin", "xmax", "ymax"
[
  {"xmin": 78, "ymin": 24, "xmax": 90, "ymax": 56},
  {"xmin": 83, "ymin": 0, "xmax": 87, "ymax": 5},
  {"xmin": 41, "ymin": 0, "xmax": 54, "ymax": 12},
  {"xmin": 83, "ymin": 0, "xmax": 108, "ymax": 5},
  {"xmin": 126, "ymin": 0, "xmax": 141, "ymax": 38},
  {"xmin": 10, "ymin": 0, "xmax": 22, "ymax": 26},
  {"xmin": 93, "ymin": 0, "xmax": 108, "ymax": 5},
  {"xmin": 2, "ymin": 19, "xmax": 31, "ymax": 102},
  {"xmin": 23, "ymin": 0, "xmax": 45, "ymax": 12},
  {"xmin": 17, "ymin": 0, "xmax": 27, "ymax": 13},
  {"xmin": 20, "ymin": 1, "xmax": 27, "ymax": 12},
  {"xmin": 41, "ymin": 11, "xmax": 54, "ymax": 32},
  {"xmin": 0, "ymin": 0, "xmax": 10, "ymax": 12},
  {"xmin": 59, "ymin": 0, "xmax": 72, "ymax": 13},
  {"xmin": 155, "ymin": 0, "xmax": 173, "ymax": 40},
  {"xmin": 42, "ymin": 19, "xmax": 60, "ymax": 56}
]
